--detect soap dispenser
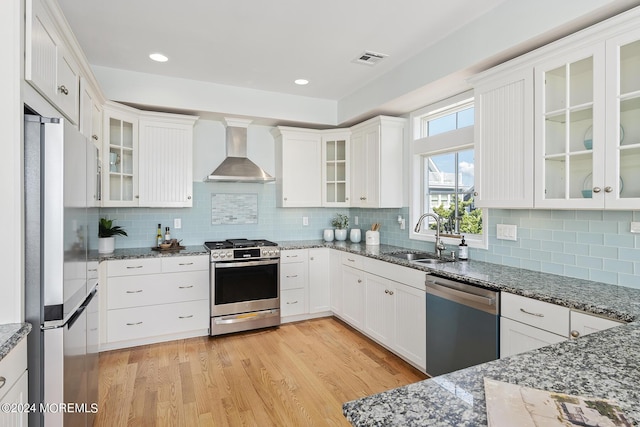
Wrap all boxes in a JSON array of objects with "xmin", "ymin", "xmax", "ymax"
[{"xmin": 458, "ymin": 236, "xmax": 468, "ymax": 261}]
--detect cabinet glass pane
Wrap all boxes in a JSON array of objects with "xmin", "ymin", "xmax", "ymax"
[
  {"xmin": 326, "ymin": 164, "xmax": 336, "ymax": 181},
  {"xmin": 336, "ymin": 140, "xmax": 346, "ymax": 159},
  {"xmin": 544, "ymin": 159, "xmax": 565, "ymax": 199},
  {"xmin": 326, "ymin": 183, "xmax": 336, "ymax": 203},
  {"xmin": 620, "ymin": 40, "xmax": 640, "ymax": 95},
  {"xmin": 109, "ymin": 175, "xmax": 120, "ymax": 200},
  {"xmin": 545, "ymin": 66, "xmax": 566, "ymax": 112},
  {"xmin": 336, "ymin": 183, "xmax": 346, "ymax": 203},
  {"xmin": 569, "ymin": 107, "xmax": 593, "ymax": 152},
  {"xmin": 123, "ymin": 176, "xmax": 134, "ymax": 201},
  {"xmin": 123, "ymin": 121, "xmax": 133, "ymax": 149},
  {"xmin": 545, "ymin": 116, "xmax": 566, "ymax": 155},
  {"xmin": 327, "ymin": 141, "xmax": 336, "ymax": 161},
  {"xmin": 569, "ymin": 57, "xmax": 593, "ymax": 106},
  {"xmin": 122, "ymin": 149, "xmax": 133, "ymax": 175},
  {"xmin": 109, "ymin": 118, "xmax": 121, "ymax": 146},
  {"xmin": 620, "ymin": 146, "xmax": 640, "ymax": 198},
  {"xmin": 620, "ymin": 97, "xmax": 640, "ymax": 147},
  {"xmin": 336, "ymin": 162, "xmax": 346, "ymax": 181},
  {"xmin": 569, "ymin": 153, "xmax": 593, "ymax": 199},
  {"xmin": 109, "ymin": 148, "xmax": 120, "ymax": 173}
]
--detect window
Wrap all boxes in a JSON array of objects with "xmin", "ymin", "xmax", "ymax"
[{"xmin": 410, "ymin": 92, "xmax": 486, "ymax": 248}]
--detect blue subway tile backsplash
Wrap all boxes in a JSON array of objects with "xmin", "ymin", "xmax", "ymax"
[{"xmin": 100, "ymin": 182, "xmax": 639, "ymax": 288}]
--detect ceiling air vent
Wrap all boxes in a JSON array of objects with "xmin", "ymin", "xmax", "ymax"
[{"xmin": 352, "ymin": 50, "xmax": 388, "ymax": 66}]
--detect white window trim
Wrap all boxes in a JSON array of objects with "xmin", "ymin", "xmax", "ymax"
[{"xmin": 409, "ymin": 92, "xmax": 488, "ymax": 250}]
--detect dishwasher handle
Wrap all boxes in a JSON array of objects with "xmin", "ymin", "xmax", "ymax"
[{"xmin": 426, "ymin": 278, "xmax": 499, "ymax": 315}]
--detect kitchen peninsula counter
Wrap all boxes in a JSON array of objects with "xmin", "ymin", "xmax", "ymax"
[
  {"xmin": 277, "ymin": 240, "xmax": 640, "ymax": 425},
  {"xmin": 95, "ymin": 245, "xmax": 209, "ymax": 261}
]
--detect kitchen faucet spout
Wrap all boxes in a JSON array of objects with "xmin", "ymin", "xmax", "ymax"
[{"xmin": 414, "ymin": 213, "xmax": 446, "ymax": 258}]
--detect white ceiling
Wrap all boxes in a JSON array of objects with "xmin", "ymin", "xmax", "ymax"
[{"xmin": 57, "ymin": 0, "xmax": 509, "ymax": 101}]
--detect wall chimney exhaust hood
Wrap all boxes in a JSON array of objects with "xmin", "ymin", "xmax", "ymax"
[{"xmin": 204, "ymin": 118, "xmax": 275, "ymax": 183}]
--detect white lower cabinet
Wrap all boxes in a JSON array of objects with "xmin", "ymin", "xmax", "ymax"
[
  {"xmin": 102, "ymin": 255, "xmax": 209, "ymax": 350},
  {"xmin": 308, "ymin": 248, "xmax": 330, "ymax": 313},
  {"xmin": 341, "ymin": 265, "xmax": 366, "ymax": 329},
  {"xmin": 329, "ymin": 249, "xmax": 343, "ymax": 316},
  {"xmin": 0, "ymin": 339, "xmax": 28, "ymax": 427},
  {"xmin": 500, "ymin": 292, "xmax": 624, "ymax": 358}
]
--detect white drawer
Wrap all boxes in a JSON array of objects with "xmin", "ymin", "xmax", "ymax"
[
  {"xmin": 162, "ymin": 255, "xmax": 208, "ymax": 273},
  {"xmin": 108, "ymin": 270, "xmax": 209, "ymax": 309},
  {"xmin": 107, "ymin": 299, "xmax": 209, "ymax": 343},
  {"xmin": 0, "ymin": 339, "xmax": 27, "ymax": 401},
  {"xmin": 281, "ymin": 288, "xmax": 305, "ymax": 317},
  {"xmin": 501, "ymin": 292, "xmax": 569, "ymax": 337},
  {"xmin": 280, "ymin": 249, "xmax": 308, "ymax": 264},
  {"xmin": 107, "ymin": 258, "xmax": 162, "ymax": 277},
  {"xmin": 341, "ymin": 252, "xmax": 365, "ymax": 269},
  {"xmin": 280, "ymin": 262, "xmax": 306, "ymax": 290}
]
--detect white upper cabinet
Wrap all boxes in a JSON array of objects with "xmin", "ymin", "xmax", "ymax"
[
  {"xmin": 273, "ymin": 127, "xmax": 323, "ymax": 207},
  {"xmin": 471, "ymin": 68, "xmax": 534, "ymax": 208},
  {"xmin": 322, "ymin": 131, "xmax": 350, "ymax": 207},
  {"xmin": 138, "ymin": 112, "xmax": 198, "ymax": 207},
  {"xmin": 80, "ymin": 77, "xmax": 102, "ymax": 146},
  {"xmin": 25, "ymin": 0, "xmax": 80, "ymax": 124},
  {"xmin": 350, "ymin": 116, "xmax": 405, "ymax": 208}
]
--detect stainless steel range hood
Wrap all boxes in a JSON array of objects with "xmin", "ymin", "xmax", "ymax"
[{"xmin": 204, "ymin": 118, "xmax": 275, "ymax": 182}]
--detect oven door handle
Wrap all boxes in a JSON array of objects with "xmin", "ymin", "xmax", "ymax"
[{"xmin": 214, "ymin": 259, "xmax": 280, "ymax": 269}]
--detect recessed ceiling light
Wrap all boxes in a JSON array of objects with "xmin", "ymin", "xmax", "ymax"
[
  {"xmin": 294, "ymin": 79, "xmax": 309, "ymax": 85},
  {"xmin": 149, "ymin": 53, "xmax": 168, "ymax": 62}
]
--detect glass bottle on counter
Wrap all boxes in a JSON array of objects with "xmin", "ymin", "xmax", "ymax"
[
  {"xmin": 165, "ymin": 226, "xmax": 171, "ymax": 242},
  {"xmin": 156, "ymin": 224, "xmax": 163, "ymax": 247}
]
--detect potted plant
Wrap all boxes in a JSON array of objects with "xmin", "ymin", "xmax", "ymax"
[
  {"xmin": 331, "ymin": 213, "xmax": 349, "ymax": 241},
  {"xmin": 98, "ymin": 218, "xmax": 127, "ymax": 254}
]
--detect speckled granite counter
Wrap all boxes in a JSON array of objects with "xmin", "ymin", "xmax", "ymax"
[
  {"xmin": 277, "ymin": 240, "xmax": 640, "ymax": 426},
  {"xmin": 0, "ymin": 323, "xmax": 32, "ymax": 362},
  {"xmin": 96, "ymin": 245, "xmax": 208, "ymax": 261}
]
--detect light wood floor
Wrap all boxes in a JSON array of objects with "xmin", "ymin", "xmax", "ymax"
[{"xmin": 95, "ymin": 317, "xmax": 427, "ymax": 426}]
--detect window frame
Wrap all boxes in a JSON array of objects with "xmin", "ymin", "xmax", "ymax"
[{"xmin": 409, "ymin": 92, "xmax": 488, "ymax": 249}]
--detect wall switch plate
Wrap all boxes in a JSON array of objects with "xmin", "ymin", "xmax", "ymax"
[
  {"xmin": 497, "ymin": 224, "xmax": 517, "ymax": 241},
  {"xmin": 631, "ymin": 222, "xmax": 640, "ymax": 233},
  {"xmin": 354, "ymin": 216, "xmax": 359, "ymax": 225},
  {"xmin": 302, "ymin": 216, "xmax": 309, "ymax": 226},
  {"xmin": 174, "ymin": 218, "xmax": 182, "ymax": 229}
]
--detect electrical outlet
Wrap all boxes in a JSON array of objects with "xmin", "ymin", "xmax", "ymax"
[
  {"xmin": 302, "ymin": 216, "xmax": 309, "ymax": 226},
  {"xmin": 174, "ymin": 218, "xmax": 182, "ymax": 229},
  {"xmin": 496, "ymin": 224, "xmax": 517, "ymax": 241},
  {"xmin": 631, "ymin": 222, "xmax": 640, "ymax": 233}
]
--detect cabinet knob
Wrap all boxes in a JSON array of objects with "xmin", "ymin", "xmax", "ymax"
[
  {"xmin": 310, "ymin": 257, "xmax": 314, "ymax": 261},
  {"xmin": 135, "ymin": 195, "xmax": 139, "ymax": 199},
  {"xmin": 92, "ymin": 135, "xmax": 99, "ymax": 140},
  {"xmin": 357, "ymin": 279, "xmax": 362, "ymax": 283},
  {"xmin": 284, "ymin": 197, "xmax": 288, "ymax": 201},
  {"xmin": 604, "ymin": 186, "xmax": 613, "ymax": 193},
  {"xmin": 58, "ymin": 85, "xmax": 69, "ymax": 95},
  {"xmin": 474, "ymin": 191, "xmax": 479, "ymax": 197},
  {"xmin": 570, "ymin": 330, "xmax": 580, "ymax": 338},
  {"xmin": 187, "ymin": 195, "xmax": 192, "ymax": 200},
  {"xmin": 360, "ymin": 196, "xmax": 366, "ymax": 200},
  {"xmin": 592, "ymin": 187, "xmax": 602, "ymax": 193}
]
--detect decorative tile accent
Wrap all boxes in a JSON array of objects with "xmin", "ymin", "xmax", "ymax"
[{"xmin": 211, "ymin": 193, "xmax": 258, "ymax": 225}]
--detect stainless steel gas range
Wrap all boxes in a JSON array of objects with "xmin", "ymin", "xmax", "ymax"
[{"xmin": 205, "ymin": 239, "xmax": 280, "ymax": 336}]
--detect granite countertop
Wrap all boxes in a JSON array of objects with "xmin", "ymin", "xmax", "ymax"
[
  {"xmin": 95, "ymin": 245, "xmax": 209, "ymax": 261},
  {"xmin": 277, "ymin": 240, "xmax": 640, "ymax": 426},
  {"xmin": 0, "ymin": 323, "xmax": 32, "ymax": 362}
]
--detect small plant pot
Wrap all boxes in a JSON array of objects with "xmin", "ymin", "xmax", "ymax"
[
  {"xmin": 98, "ymin": 237, "xmax": 115, "ymax": 254},
  {"xmin": 335, "ymin": 229, "xmax": 348, "ymax": 241}
]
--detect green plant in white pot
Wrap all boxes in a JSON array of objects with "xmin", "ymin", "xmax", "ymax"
[
  {"xmin": 98, "ymin": 218, "xmax": 127, "ymax": 254},
  {"xmin": 331, "ymin": 213, "xmax": 349, "ymax": 241}
]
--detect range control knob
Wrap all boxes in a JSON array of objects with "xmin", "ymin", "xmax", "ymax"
[{"xmin": 212, "ymin": 251, "xmax": 220, "ymax": 258}]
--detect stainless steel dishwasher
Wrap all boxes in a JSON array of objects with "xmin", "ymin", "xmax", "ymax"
[{"xmin": 425, "ymin": 274, "xmax": 499, "ymax": 377}]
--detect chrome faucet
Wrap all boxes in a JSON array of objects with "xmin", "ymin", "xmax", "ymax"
[{"xmin": 414, "ymin": 213, "xmax": 447, "ymax": 258}]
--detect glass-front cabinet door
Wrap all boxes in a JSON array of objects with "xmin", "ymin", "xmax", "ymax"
[
  {"xmin": 534, "ymin": 45, "xmax": 605, "ymax": 208},
  {"xmin": 606, "ymin": 32, "xmax": 640, "ymax": 209},
  {"xmin": 102, "ymin": 105, "xmax": 138, "ymax": 206},
  {"xmin": 322, "ymin": 131, "xmax": 350, "ymax": 207}
]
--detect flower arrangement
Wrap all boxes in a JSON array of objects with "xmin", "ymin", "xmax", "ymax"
[{"xmin": 331, "ymin": 213, "xmax": 349, "ymax": 230}]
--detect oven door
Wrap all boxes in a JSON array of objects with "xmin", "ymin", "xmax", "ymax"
[{"xmin": 211, "ymin": 258, "xmax": 279, "ymax": 317}]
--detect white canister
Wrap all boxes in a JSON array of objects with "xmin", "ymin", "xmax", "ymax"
[
  {"xmin": 323, "ymin": 229, "xmax": 334, "ymax": 242},
  {"xmin": 365, "ymin": 230, "xmax": 380, "ymax": 246},
  {"xmin": 349, "ymin": 228, "xmax": 362, "ymax": 243},
  {"xmin": 335, "ymin": 228, "xmax": 348, "ymax": 241}
]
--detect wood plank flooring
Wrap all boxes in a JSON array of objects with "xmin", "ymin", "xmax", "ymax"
[{"xmin": 95, "ymin": 317, "xmax": 427, "ymax": 426}]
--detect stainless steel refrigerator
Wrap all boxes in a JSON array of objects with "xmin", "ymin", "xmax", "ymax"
[{"xmin": 24, "ymin": 112, "xmax": 100, "ymax": 427}]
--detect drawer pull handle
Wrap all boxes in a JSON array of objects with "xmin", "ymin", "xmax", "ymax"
[
  {"xmin": 126, "ymin": 290, "xmax": 143, "ymax": 293},
  {"xmin": 347, "ymin": 258, "xmax": 355, "ymax": 262},
  {"xmin": 126, "ymin": 265, "xmax": 144, "ymax": 269},
  {"xmin": 287, "ymin": 301, "xmax": 298, "ymax": 305},
  {"xmin": 178, "ymin": 262, "xmax": 194, "ymax": 266},
  {"xmin": 286, "ymin": 275, "xmax": 298, "ymax": 278},
  {"xmin": 0, "ymin": 376, "xmax": 5, "ymax": 389},
  {"xmin": 88, "ymin": 269, "xmax": 98, "ymax": 272},
  {"xmin": 520, "ymin": 308, "xmax": 544, "ymax": 317},
  {"xmin": 287, "ymin": 255, "xmax": 298, "ymax": 258},
  {"xmin": 126, "ymin": 322, "xmax": 143, "ymax": 326},
  {"xmin": 179, "ymin": 315, "xmax": 194, "ymax": 319},
  {"xmin": 179, "ymin": 285, "xmax": 194, "ymax": 289}
]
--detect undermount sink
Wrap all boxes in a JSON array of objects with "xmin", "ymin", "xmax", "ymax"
[{"xmin": 386, "ymin": 251, "xmax": 452, "ymax": 264}]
